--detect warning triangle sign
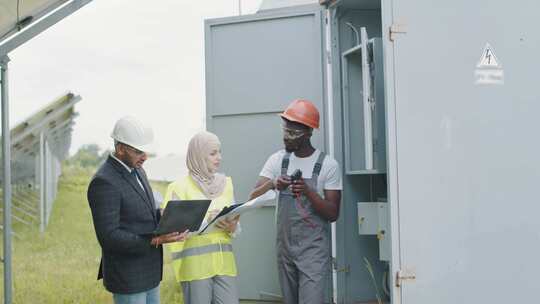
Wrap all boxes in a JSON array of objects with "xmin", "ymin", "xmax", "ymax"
[{"xmin": 477, "ymin": 43, "xmax": 501, "ymax": 68}]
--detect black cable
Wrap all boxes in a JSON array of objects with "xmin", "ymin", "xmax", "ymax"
[
  {"xmin": 0, "ymin": 1, "xmax": 18, "ymax": 40},
  {"xmin": 0, "ymin": 0, "xmax": 21, "ymax": 40},
  {"xmin": 0, "ymin": 1, "xmax": 34, "ymax": 41}
]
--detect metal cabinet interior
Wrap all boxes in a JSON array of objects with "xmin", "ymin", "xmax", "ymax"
[
  {"xmin": 342, "ymin": 34, "xmax": 387, "ymax": 174},
  {"xmin": 357, "ymin": 202, "xmax": 390, "ymax": 261},
  {"xmin": 330, "ymin": 2, "xmax": 391, "ymax": 303}
]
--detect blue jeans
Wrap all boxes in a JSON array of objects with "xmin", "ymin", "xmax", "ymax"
[{"xmin": 113, "ymin": 286, "xmax": 160, "ymax": 304}]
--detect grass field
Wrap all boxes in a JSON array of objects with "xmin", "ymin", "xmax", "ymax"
[{"xmin": 0, "ymin": 167, "xmax": 183, "ymax": 303}]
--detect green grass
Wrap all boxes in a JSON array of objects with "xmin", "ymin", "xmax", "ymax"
[
  {"xmin": 0, "ymin": 167, "xmax": 183, "ymax": 303},
  {"xmin": 0, "ymin": 167, "xmax": 274, "ymax": 303}
]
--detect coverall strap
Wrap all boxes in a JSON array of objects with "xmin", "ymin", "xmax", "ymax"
[{"xmin": 312, "ymin": 151, "xmax": 326, "ymax": 178}]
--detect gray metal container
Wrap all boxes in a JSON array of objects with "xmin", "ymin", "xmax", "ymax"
[{"xmin": 205, "ymin": 0, "xmax": 539, "ymax": 303}]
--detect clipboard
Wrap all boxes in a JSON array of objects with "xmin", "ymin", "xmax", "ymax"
[
  {"xmin": 198, "ymin": 190, "xmax": 276, "ymax": 234},
  {"xmin": 153, "ymin": 200, "xmax": 211, "ymax": 235},
  {"xmin": 198, "ymin": 203, "xmax": 243, "ymax": 234}
]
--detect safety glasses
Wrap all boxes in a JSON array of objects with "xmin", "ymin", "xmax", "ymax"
[
  {"xmin": 282, "ymin": 125, "xmax": 308, "ymax": 140},
  {"xmin": 123, "ymin": 144, "xmax": 145, "ymax": 156}
]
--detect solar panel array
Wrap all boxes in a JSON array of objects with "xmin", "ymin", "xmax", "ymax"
[{"xmin": 1, "ymin": 92, "xmax": 80, "ymax": 234}]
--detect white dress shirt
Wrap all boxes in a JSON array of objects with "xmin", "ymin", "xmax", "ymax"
[{"xmin": 110, "ymin": 153, "xmax": 146, "ymax": 192}]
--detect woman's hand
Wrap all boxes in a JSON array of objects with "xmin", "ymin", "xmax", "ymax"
[
  {"xmin": 207, "ymin": 209, "xmax": 220, "ymax": 222},
  {"xmin": 216, "ymin": 215, "xmax": 240, "ymax": 233}
]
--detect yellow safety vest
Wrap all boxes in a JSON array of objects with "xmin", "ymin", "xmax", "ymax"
[{"xmin": 161, "ymin": 175, "xmax": 237, "ymax": 284}]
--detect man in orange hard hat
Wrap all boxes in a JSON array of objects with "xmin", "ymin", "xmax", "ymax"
[{"xmin": 250, "ymin": 99, "xmax": 342, "ymax": 304}]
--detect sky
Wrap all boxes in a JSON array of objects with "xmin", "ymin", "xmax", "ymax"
[{"xmin": 8, "ymin": 0, "xmax": 263, "ymax": 158}]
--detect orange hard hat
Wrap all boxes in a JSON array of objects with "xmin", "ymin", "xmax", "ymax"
[{"xmin": 279, "ymin": 99, "xmax": 320, "ymax": 129}]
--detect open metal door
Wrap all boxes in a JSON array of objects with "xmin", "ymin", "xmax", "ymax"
[
  {"xmin": 205, "ymin": 5, "xmax": 327, "ymax": 301},
  {"xmin": 387, "ymin": 0, "xmax": 540, "ymax": 303}
]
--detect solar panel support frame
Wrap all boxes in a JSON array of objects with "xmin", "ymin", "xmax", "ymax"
[
  {"xmin": 1, "ymin": 54, "xmax": 13, "ymax": 304},
  {"xmin": 0, "ymin": 0, "xmax": 94, "ymax": 56}
]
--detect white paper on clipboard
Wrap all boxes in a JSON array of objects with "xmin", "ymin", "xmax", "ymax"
[{"xmin": 198, "ymin": 190, "xmax": 276, "ymax": 234}]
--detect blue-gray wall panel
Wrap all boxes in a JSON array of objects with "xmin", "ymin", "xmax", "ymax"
[
  {"xmin": 391, "ymin": 0, "xmax": 540, "ymax": 303},
  {"xmin": 212, "ymin": 113, "xmax": 283, "ymax": 299},
  {"xmin": 206, "ymin": 6, "xmax": 327, "ymax": 300},
  {"xmin": 207, "ymin": 11, "xmax": 325, "ymax": 117}
]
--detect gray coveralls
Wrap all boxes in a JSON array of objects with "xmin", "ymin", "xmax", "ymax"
[{"xmin": 277, "ymin": 152, "xmax": 332, "ymax": 304}]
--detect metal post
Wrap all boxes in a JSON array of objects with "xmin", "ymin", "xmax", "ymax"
[
  {"xmin": 238, "ymin": 0, "xmax": 242, "ymax": 15},
  {"xmin": 45, "ymin": 141, "xmax": 50, "ymax": 227},
  {"xmin": 39, "ymin": 131, "xmax": 45, "ymax": 233},
  {"xmin": 35, "ymin": 153, "xmax": 40, "ymax": 188},
  {"xmin": 1, "ymin": 55, "xmax": 13, "ymax": 304}
]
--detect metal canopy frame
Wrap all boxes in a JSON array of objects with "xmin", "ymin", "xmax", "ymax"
[
  {"xmin": 1, "ymin": 1, "xmax": 67, "ymax": 39},
  {"xmin": 1, "ymin": 53, "xmax": 11, "ymax": 304},
  {"xmin": 0, "ymin": 0, "xmax": 93, "ymax": 56},
  {"xmin": 0, "ymin": 2, "xmax": 92, "ymax": 303}
]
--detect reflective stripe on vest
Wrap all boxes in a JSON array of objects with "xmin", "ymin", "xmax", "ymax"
[{"xmin": 171, "ymin": 243, "xmax": 233, "ymax": 260}]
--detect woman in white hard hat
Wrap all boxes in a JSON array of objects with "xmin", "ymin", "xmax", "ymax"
[{"xmin": 161, "ymin": 131, "xmax": 240, "ymax": 304}]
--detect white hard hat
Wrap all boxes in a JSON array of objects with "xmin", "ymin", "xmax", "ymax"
[{"xmin": 111, "ymin": 116, "xmax": 154, "ymax": 152}]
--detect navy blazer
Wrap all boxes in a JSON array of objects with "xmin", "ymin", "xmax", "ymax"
[{"xmin": 87, "ymin": 156, "xmax": 162, "ymax": 294}]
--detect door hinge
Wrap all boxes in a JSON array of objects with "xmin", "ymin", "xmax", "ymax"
[
  {"xmin": 396, "ymin": 269, "xmax": 416, "ymax": 287},
  {"xmin": 389, "ymin": 22, "xmax": 407, "ymax": 41},
  {"xmin": 336, "ymin": 265, "xmax": 350, "ymax": 273},
  {"xmin": 332, "ymin": 258, "xmax": 350, "ymax": 273}
]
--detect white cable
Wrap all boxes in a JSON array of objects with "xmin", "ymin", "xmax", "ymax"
[{"xmin": 345, "ymin": 22, "xmax": 360, "ymax": 46}]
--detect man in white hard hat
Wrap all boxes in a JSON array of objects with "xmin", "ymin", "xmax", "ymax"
[{"xmin": 88, "ymin": 116, "xmax": 188, "ymax": 304}]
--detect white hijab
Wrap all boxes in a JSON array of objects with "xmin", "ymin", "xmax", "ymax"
[{"xmin": 186, "ymin": 131, "xmax": 226, "ymax": 199}]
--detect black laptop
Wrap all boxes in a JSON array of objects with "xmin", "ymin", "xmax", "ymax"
[{"xmin": 154, "ymin": 200, "xmax": 211, "ymax": 235}]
